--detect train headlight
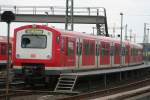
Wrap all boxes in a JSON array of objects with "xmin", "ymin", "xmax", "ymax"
[{"xmin": 16, "ymin": 54, "xmax": 20, "ymax": 58}]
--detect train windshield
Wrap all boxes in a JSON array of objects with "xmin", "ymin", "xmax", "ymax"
[{"xmin": 21, "ymin": 35, "xmax": 47, "ymax": 49}]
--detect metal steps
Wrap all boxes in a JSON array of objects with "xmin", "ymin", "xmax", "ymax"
[{"xmin": 55, "ymin": 75, "xmax": 78, "ymax": 92}]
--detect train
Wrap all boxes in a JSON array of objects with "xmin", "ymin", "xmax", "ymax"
[
  {"xmin": 0, "ymin": 36, "xmax": 13, "ymax": 79},
  {"xmin": 0, "ymin": 36, "xmax": 13, "ymax": 68},
  {"xmin": 12, "ymin": 25, "xmax": 143, "ymax": 85}
]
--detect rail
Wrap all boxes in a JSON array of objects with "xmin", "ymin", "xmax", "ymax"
[
  {"xmin": 0, "ymin": 5, "xmax": 105, "ymax": 16},
  {"xmin": 59, "ymin": 77, "xmax": 150, "ymax": 100}
]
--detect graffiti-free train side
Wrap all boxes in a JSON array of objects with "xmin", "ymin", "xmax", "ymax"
[
  {"xmin": 0, "ymin": 36, "xmax": 13, "ymax": 69},
  {"xmin": 12, "ymin": 25, "xmax": 143, "ymax": 85}
]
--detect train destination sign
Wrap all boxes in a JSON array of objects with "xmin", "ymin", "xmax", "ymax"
[{"xmin": 25, "ymin": 29, "xmax": 43, "ymax": 34}]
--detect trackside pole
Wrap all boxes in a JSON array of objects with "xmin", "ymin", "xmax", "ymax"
[{"xmin": 1, "ymin": 11, "xmax": 15, "ymax": 100}]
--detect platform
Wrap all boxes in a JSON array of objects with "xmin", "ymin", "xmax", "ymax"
[{"xmin": 62, "ymin": 63, "xmax": 150, "ymax": 76}]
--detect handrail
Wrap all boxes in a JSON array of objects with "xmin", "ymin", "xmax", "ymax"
[{"xmin": 0, "ymin": 5, "xmax": 106, "ymax": 16}]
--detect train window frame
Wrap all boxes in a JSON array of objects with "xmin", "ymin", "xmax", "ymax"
[{"xmin": 21, "ymin": 34, "xmax": 47, "ymax": 49}]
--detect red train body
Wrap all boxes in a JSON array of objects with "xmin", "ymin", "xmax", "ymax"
[
  {"xmin": 12, "ymin": 25, "xmax": 143, "ymax": 83},
  {"xmin": 0, "ymin": 36, "xmax": 12, "ymax": 67}
]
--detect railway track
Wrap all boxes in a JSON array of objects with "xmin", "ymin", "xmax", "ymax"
[
  {"xmin": 0, "ymin": 89, "xmax": 78, "ymax": 100},
  {"xmin": 0, "ymin": 76, "xmax": 150, "ymax": 100},
  {"xmin": 59, "ymin": 77, "xmax": 150, "ymax": 100}
]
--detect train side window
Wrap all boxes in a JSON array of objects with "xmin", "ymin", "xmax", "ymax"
[
  {"xmin": 1, "ymin": 44, "xmax": 7, "ymax": 55},
  {"xmin": 61, "ymin": 37, "xmax": 64, "ymax": 51},
  {"xmin": 115, "ymin": 45, "xmax": 120, "ymax": 56},
  {"xmin": 84, "ymin": 41, "xmax": 89, "ymax": 55},
  {"xmin": 90, "ymin": 42, "xmax": 94, "ymax": 55},
  {"xmin": 67, "ymin": 41, "xmax": 74, "ymax": 56}
]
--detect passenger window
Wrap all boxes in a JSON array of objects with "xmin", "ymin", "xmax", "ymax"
[
  {"xmin": 1, "ymin": 44, "xmax": 7, "ymax": 55},
  {"xmin": 61, "ymin": 37, "xmax": 64, "ymax": 51},
  {"xmin": 67, "ymin": 41, "xmax": 74, "ymax": 56}
]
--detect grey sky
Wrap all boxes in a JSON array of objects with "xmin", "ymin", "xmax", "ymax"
[{"xmin": 0, "ymin": 0, "xmax": 150, "ymax": 43}]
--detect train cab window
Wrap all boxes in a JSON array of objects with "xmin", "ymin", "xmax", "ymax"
[
  {"xmin": 21, "ymin": 35, "xmax": 47, "ymax": 49},
  {"xmin": 67, "ymin": 41, "xmax": 74, "ymax": 56}
]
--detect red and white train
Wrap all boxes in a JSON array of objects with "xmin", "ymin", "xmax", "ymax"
[
  {"xmin": 12, "ymin": 25, "xmax": 143, "ymax": 84},
  {"xmin": 0, "ymin": 36, "xmax": 12, "ymax": 67}
]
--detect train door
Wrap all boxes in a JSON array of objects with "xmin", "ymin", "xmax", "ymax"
[
  {"xmin": 0, "ymin": 43, "xmax": 7, "ymax": 60},
  {"xmin": 110, "ymin": 42, "xmax": 114, "ymax": 67},
  {"xmin": 114, "ymin": 43, "xmax": 120, "ymax": 67},
  {"xmin": 100, "ymin": 42, "xmax": 105, "ymax": 67},
  {"xmin": 106, "ymin": 43, "xmax": 110, "ymax": 67},
  {"xmin": 100, "ymin": 42, "xmax": 110, "ymax": 68},
  {"xmin": 76, "ymin": 38, "xmax": 82, "ymax": 69},
  {"xmin": 121, "ymin": 43, "xmax": 125, "ymax": 66},
  {"xmin": 66, "ymin": 37, "xmax": 76, "ymax": 66},
  {"xmin": 96, "ymin": 41, "xmax": 100, "ymax": 68},
  {"xmin": 60, "ymin": 36, "xmax": 65, "ymax": 66},
  {"xmin": 125, "ymin": 44, "xmax": 129, "ymax": 66}
]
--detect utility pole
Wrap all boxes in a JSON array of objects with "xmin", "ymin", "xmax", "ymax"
[
  {"xmin": 65, "ymin": 0, "xmax": 74, "ymax": 31},
  {"xmin": 134, "ymin": 33, "xmax": 136, "ymax": 43},
  {"xmin": 143, "ymin": 23, "xmax": 149, "ymax": 63},
  {"xmin": 143, "ymin": 23, "xmax": 147, "ymax": 43},
  {"xmin": 125, "ymin": 24, "xmax": 128, "ymax": 40},
  {"xmin": 147, "ymin": 28, "xmax": 149, "ymax": 44},
  {"xmin": 120, "ymin": 12, "xmax": 123, "ymax": 81},
  {"xmin": 146, "ymin": 28, "xmax": 149, "ymax": 64},
  {"xmin": 129, "ymin": 29, "xmax": 132, "ymax": 42},
  {"xmin": 112, "ymin": 23, "xmax": 116, "ymax": 38}
]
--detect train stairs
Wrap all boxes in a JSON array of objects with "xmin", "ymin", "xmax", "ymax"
[{"xmin": 54, "ymin": 75, "xmax": 78, "ymax": 92}]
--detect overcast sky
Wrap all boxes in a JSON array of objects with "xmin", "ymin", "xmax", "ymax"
[{"xmin": 0, "ymin": 0, "xmax": 150, "ymax": 43}]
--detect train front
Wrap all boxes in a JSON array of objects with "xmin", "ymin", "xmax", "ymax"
[{"xmin": 13, "ymin": 25, "xmax": 54, "ymax": 84}]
